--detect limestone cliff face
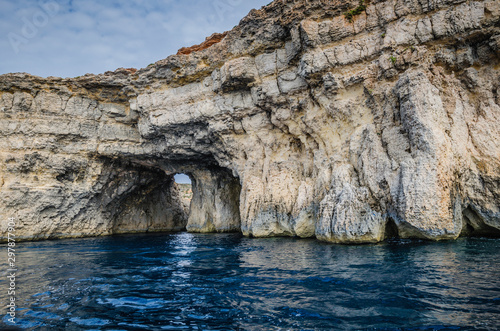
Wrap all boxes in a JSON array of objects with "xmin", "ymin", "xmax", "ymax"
[{"xmin": 1, "ymin": 0, "xmax": 499, "ymax": 243}]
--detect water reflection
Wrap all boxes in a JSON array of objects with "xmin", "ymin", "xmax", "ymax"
[
  {"xmin": 171, "ymin": 232, "xmax": 196, "ymax": 282},
  {"xmin": 0, "ymin": 234, "xmax": 499, "ymax": 330}
]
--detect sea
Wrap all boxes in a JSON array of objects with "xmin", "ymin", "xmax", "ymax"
[{"xmin": 1, "ymin": 233, "xmax": 499, "ymax": 330}]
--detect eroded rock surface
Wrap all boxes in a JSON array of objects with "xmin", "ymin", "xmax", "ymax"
[
  {"xmin": 1, "ymin": 0, "xmax": 499, "ymax": 243},
  {"xmin": 177, "ymin": 32, "xmax": 229, "ymax": 55}
]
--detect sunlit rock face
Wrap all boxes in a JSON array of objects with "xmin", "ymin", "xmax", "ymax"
[{"xmin": 1, "ymin": 0, "xmax": 499, "ymax": 243}]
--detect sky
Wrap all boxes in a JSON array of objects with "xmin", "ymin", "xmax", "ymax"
[
  {"xmin": 0, "ymin": 0, "xmax": 271, "ymax": 78},
  {"xmin": 174, "ymin": 174, "xmax": 191, "ymax": 184}
]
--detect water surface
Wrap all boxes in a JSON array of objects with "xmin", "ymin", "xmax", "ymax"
[{"xmin": 1, "ymin": 233, "xmax": 499, "ymax": 330}]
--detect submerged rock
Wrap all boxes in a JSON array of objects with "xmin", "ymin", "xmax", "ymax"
[{"xmin": 0, "ymin": 0, "xmax": 499, "ymax": 243}]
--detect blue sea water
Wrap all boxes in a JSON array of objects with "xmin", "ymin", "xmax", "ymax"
[{"xmin": 1, "ymin": 233, "xmax": 499, "ymax": 330}]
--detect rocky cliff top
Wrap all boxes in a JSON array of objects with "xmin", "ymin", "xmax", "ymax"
[
  {"xmin": 0, "ymin": 0, "xmax": 363, "ymax": 95},
  {"xmin": 2, "ymin": 0, "xmax": 498, "ymax": 94}
]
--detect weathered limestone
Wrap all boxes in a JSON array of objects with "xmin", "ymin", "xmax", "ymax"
[
  {"xmin": 187, "ymin": 168, "xmax": 241, "ymax": 233},
  {"xmin": 1, "ymin": 0, "xmax": 499, "ymax": 243}
]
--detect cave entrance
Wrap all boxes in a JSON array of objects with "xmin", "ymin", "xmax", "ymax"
[
  {"xmin": 460, "ymin": 207, "xmax": 500, "ymax": 237},
  {"xmin": 384, "ymin": 217, "xmax": 400, "ymax": 241},
  {"xmin": 111, "ymin": 165, "xmax": 241, "ymax": 236},
  {"xmin": 174, "ymin": 173, "xmax": 193, "ymax": 218},
  {"xmin": 109, "ymin": 164, "xmax": 189, "ymax": 235}
]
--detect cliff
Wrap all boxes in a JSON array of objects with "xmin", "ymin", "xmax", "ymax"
[{"xmin": 1, "ymin": 0, "xmax": 499, "ymax": 243}]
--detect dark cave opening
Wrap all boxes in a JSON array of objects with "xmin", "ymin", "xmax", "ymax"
[
  {"xmin": 460, "ymin": 207, "xmax": 500, "ymax": 238},
  {"xmin": 384, "ymin": 217, "xmax": 400, "ymax": 241}
]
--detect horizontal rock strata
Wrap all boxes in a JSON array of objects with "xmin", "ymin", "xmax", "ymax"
[{"xmin": 1, "ymin": 0, "xmax": 499, "ymax": 243}]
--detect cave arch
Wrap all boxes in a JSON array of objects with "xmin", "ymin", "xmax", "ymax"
[
  {"xmin": 107, "ymin": 161, "xmax": 242, "ymax": 236},
  {"xmin": 108, "ymin": 164, "xmax": 189, "ymax": 235}
]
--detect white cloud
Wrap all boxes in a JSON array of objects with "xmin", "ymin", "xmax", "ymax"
[{"xmin": 0, "ymin": 0, "xmax": 271, "ymax": 78}]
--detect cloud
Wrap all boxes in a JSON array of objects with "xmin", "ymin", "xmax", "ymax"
[{"xmin": 0, "ymin": 0, "xmax": 270, "ymax": 78}]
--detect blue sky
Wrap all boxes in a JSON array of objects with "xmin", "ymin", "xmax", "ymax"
[
  {"xmin": 174, "ymin": 174, "xmax": 191, "ymax": 184},
  {"xmin": 0, "ymin": 0, "xmax": 270, "ymax": 78}
]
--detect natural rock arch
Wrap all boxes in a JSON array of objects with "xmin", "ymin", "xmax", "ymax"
[{"xmin": 108, "ymin": 161, "xmax": 243, "ymax": 237}]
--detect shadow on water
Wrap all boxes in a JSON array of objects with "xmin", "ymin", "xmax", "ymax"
[{"xmin": 1, "ymin": 233, "xmax": 500, "ymax": 330}]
